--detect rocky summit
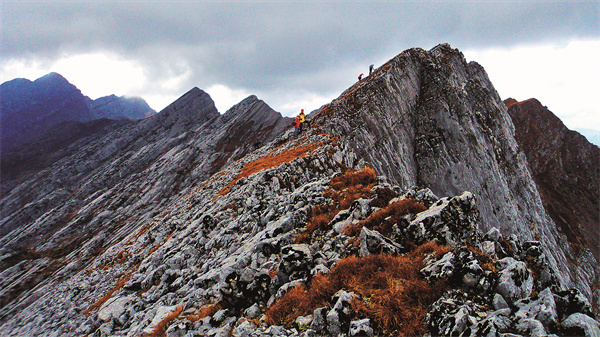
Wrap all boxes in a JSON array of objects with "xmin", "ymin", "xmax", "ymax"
[{"xmin": 0, "ymin": 44, "xmax": 598, "ymax": 337}]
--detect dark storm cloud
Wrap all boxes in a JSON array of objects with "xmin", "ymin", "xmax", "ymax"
[{"xmin": 2, "ymin": 1, "xmax": 598, "ymax": 112}]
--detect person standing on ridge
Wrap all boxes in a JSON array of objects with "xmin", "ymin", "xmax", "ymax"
[
  {"xmin": 293, "ymin": 114, "xmax": 301, "ymax": 137},
  {"xmin": 358, "ymin": 73, "xmax": 363, "ymax": 81},
  {"xmin": 369, "ymin": 64, "xmax": 374, "ymax": 76},
  {"xmin": 298, "ymin": 109, "xmax": 306, "ymax": 134}
]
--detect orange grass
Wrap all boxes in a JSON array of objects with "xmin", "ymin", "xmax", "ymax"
[
  {"xmin": 370, "ymin": 187, "xmax": 396, "ymax": 209},
  {"xmin": 186, "ymin": 303, "xmax": 222, "ymax": 323},
  {"xmin": 125, "ymin": 223, "xmax": 153, "ymax": 245},
  {"xmin": 265, "ymin": 242, "xmax": 451, "ymax": 335},
  {"xmin": 345, "ymin": 198, "xmax": 427, "ymax": 237},
  {"xmin": 304, "ymin": 168, "xmax": 377, "ymax": 235},
  {"xmin": 143, "ymin": 305, "xmax": 184, "ymax": 337},
  {"xmin": 329, "ymin": 167, "xmax": 377, "ymax": 191},
  {"xmin": 217, "ymin": 141, "xmax": 326, "ymax": 197},
  {"xmin": 84, "ymin": 272, "xmax": 133, "ymax": 314}
]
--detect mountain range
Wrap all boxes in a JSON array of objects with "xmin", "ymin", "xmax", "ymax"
[
  {"xmin": 0, "ymin": 44, "xmax": 598, "ymax": 336},
  {"xmin": 0, "ymin": 72, "xmax": 155, "ymax": 153}
]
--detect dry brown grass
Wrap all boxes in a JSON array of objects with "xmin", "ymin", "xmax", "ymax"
[
  {"xmin": 466, "ymin": 245, "xmax": 497, "ymax": 273},
  {"xmin": 125, "ymin": 223, "xmax": 153, "ymax": 246},
  {"xmin": 370, "ymin": 187, "xmax": 396, "ymax": 209},
  {"xmin": 143, "ymin": 305, "xmax": 184, "ymax": 337},
  {"xmin": 269, "ymin": 266, "xmax": 279, "ymax": 279},
  {"xmin": 84, "ymin": 272, "xmax": 133, "ymax": 315},
  {"xmin": 344, "ymin": 198, "xmax": 427, "ymax": 237},
  {"xmin": 304, "ymin": 167, "xmax": 377, "ymax": 236},
  {"xmin": 329, "ymin": 167, "xmax": 377, "ymax": 191},
  {"xmin": 265, "ymin": 242, "xmax": 451, "ymax": 335},
  {"xmin": 217, "ymin": 140, "xmax": 326, "ymax": 197},
  {"xmin": 186, "ymin": 303, "xmax": 222, "ymax": 323},
  {"xmin": 295, "ymin": 230, "xmax": 311, "ymax": 244}
]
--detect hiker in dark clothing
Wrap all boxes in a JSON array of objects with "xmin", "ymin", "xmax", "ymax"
[
  {"xmin": 369, "ymin": 64, "xmax": 374, "ymax": 76},
  {"xmin": 299, "ymin": 109, "xmax": 306, "ymax": 134},
  {"xmin": 293, "ymin": 115, "xmax": 300, "ymax": 137}
]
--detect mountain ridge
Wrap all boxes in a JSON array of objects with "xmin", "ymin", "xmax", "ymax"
[
  {"xmin": 505, "ymin": 97, "xmax": 600, "ymax": 261},
  {"xmin": 0, "ymin": 44, "xmax": 597, "ymax": 336}
]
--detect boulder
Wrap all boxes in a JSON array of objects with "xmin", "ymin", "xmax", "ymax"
[
  {"xmin": 495, "ymin": 257, "xmax": 533, "ymax": 305},
  {"xmin": 359, "ymin": 226, "xmax": 404, "ymax": 257}
]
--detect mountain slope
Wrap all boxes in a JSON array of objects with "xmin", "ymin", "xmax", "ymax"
[
  {"xmin": 0, "ymin": 88, "xmax": 293, "ymax": 327},
  {"xmin": 0, "ymin": 45, "xmax": 597, "ymax": 336},
  {"xmin": 505, "ymin": 98, "xmax": 600, "ymax": 261}
]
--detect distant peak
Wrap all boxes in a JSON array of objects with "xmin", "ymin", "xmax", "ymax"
[
  {"xmin": 186, "ymin": 87, "xmax": 210, "ymax": 98},
  {"xmin": 240, "ymin": 95, "xmax": 259, "ymax": 103},
  {"xmin": 36, "ymin": 72, "xmax": 69, "ymax": 83},
  {"xmin": 159, "ymin": 86, "xmax": 218, "ymax": 121},
  {"xmin": 225, "ymin": 95, "xmax": 268, "ymax": 116}
]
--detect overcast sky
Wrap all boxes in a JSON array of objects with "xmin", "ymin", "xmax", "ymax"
[{"xmin": 2, "ymin": 1, "xmax": 599, "ymax": 140}]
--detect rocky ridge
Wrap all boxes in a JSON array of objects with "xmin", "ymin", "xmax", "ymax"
[
  {"xmin": 312, "ymin": 44, "xmax": 598, "ymax": 304},
  {"xmin": 0, "ymin": 44, "xmax": 597, "ymax": 336},
  {"xmin": 505, "ymin": 98, "xmax": 600, "ymax": 261}
]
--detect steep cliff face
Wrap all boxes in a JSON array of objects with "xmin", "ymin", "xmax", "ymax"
[
  {"xmin": 313, "ymin": 44, "xmax": 597, "ymax": 299},
  {"xmin": 505, "ymin": 98, "xmax": 600, "ymax": 260},
  {"xmin": 0, "ymin": 45, "xmax": 597, "ymax": 337}
]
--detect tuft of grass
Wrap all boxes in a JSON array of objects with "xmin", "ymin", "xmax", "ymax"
[
  {"xmin": 370, "ymin": 187, "xmax": 396, "ymax": 209},
  {"xmin": 303, "ymin": 167, "xmax": 377, "ymax": 237},
  {"xmin": 186, "ymin": 303, "xmax": 222, "ymax": 323},
  {"xmin": 265, "ymin": 242, "xmax": 450, "ymax": 335},
  {"xmin": 344, "ymin": 198, "xmax": 427, "ymax": 237},
  {"xmin": 84, "ymin": 272, "xmax": 133, "ymax": 315},
  {"xmin": 329, "ymin": 167, "xmax": 377, "ymax": 191},
  {"xmin": 295, "ymin": 230, "xmax": 311, "ymax": 244},
  {"xmin": 466, "ymin": 245, "xmax": 497, "ymax": 273},
  {"xmin": 143, "ymin": 305, "xmax": 184, "ymax": 337},
  {"xmin": 125, "ymin": 223, "xmax": 153, "ymax": 245}
]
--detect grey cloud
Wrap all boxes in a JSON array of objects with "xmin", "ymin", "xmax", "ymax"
[{"xmin": 2, "ymin": 1, "xmax": 598, "ymax": 114}]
